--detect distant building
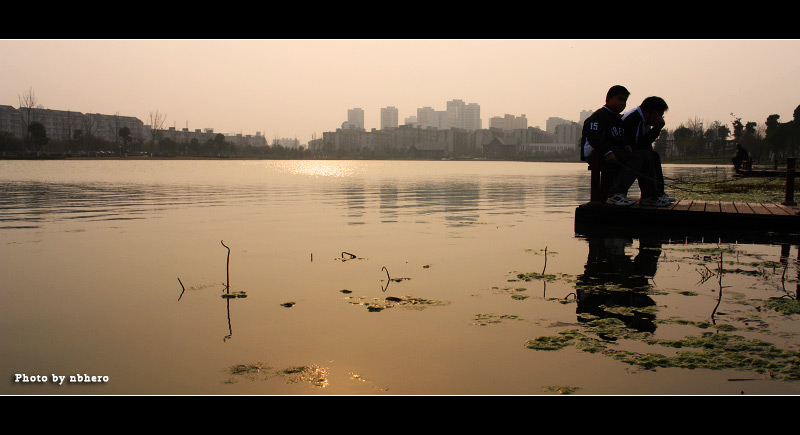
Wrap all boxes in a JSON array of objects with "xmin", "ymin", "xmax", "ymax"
[
  {"xmin": 160, "ymin": 126, "xmax": 267, "ymax": 147},
  {"xmin": 579, "ymin": 110, "xmax": 593, "ymax": 126},
  {"xmin": 554, "ymin": 121, "xmax": 582, "ymax": 146},
  {"xmin": 272, "ymin": 137, "xmax": 300, "ymax": 148},
  {"xmin": 381, "ymin": 106, "xmax": 398, "ymax": 129},
  {"xmin": 0, "ymin": 104, "xmax": 149, "ymax": 143},
  {"xmin": 347, "ymin": 108, "xmax": 364, "ymax": 130},
  {"xmin": 446, "ymin": 99, "xmax": 481, "ymax": 131},
  {"xmin": 546, "ymin": 116, "xmax": 573, "ymax": 134},
  {"xmin": 462, "ymin": 102, "xmax": 481, "ymax": 130},
  {"xmin": 489, "ymin": 114, "xmax": 527, "ymax": 131}
]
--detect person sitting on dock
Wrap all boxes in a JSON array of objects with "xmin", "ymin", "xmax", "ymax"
[
  {"xmin": 622, "ymin": 96, "xmax": 674, "ymax": 204},
  {"xmin": 732, "ymin": 143, "xmax": 749, "ymax": 170},
  {"xmin": 581, "ymin": 85, "xmax": 664, "ymax": 206}
]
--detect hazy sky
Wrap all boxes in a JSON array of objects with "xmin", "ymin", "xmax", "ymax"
[{"xmin": 2, "ymin": 39, "xmax": 799, "ymax": 144}]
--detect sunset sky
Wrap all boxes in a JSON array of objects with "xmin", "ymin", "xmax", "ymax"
[{"xmin": 2, "ymin": 39, "xmax": 798, "ymax": 145}]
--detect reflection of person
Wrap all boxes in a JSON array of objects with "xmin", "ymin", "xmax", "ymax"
[
  {"xmin": 732, "ymin": 143, "xmax": 749, "ymax": 170},
  {"xmin": 575, "ymin": 237, "xmax": 662, "ymax": 333},
  {"xmin": 580, "ymin": 85, "xmax": 643, "ymax": 206},
  {"xmin": 622, "ymin": 96, "xmax": 674, "ymax": 204}
]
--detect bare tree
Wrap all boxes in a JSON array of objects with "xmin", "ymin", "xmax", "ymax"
[
  {"xmin": 82, "ymin": 113, "xmax": 98, "ymax": 155},
  {"xmin": 18, "ymin": 87, "xmax": 39, "ymax": 140},
  {"xmin": 148, "ymin": 109, "xmax": 167, "ymax": 154}
]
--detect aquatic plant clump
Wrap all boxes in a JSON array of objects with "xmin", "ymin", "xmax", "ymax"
[
  {"xmin": 764, "ymin": 298, "xmax": 800, "ymax": 316},
  {"xmin": 526, "ymin": 321, "xmax": 800, "ymax": 380},
  {"xmin": 472, "ymin": 313, "xmax": 522, "ymax": 326},
  {"xmin": 516, "ymin": 272, "xmax": 573, "ymax": 282},
  {"xmin": 345, "ymin": 295, "xmax": 450, "ymax": 312},
  {"xmin": 670, "ymin": 174, "xmax": 800, "ymax": 203}
]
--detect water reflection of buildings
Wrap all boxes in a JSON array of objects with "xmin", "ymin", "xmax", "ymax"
[
  {"xmin": 575, "ymin": 237, "xmax": 662, "ymax": 333},
  {"xmin": 329, "ymin": 173, "xmax": 588, "ymax": 228}
]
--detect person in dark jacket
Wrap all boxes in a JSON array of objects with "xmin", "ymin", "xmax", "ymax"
[
  {"xmin": 732, "ymin": 143, "xmax": 749, "ymax": 170},
  {"xmin": 581, "ymin": 85, "xmax": 662, "ymax": 206},
  {"xmin": 622, "ymin": 96, "xmax": 674, "ymax": 204}
]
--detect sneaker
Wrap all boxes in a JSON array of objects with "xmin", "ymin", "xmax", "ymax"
[
  {"xmin": 606, "ymin": 193, "xmax": 634, "ymax": 206},
  {"xmin": 660, "ymin": 193, "xmax": 676, "ymax": 202},
  {"xmin": 641, "ymin": 196, "xmax": 671, "ymax": 207}
]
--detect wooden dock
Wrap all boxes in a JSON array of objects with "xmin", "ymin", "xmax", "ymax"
[{"xmin": 575, "ymin": 198, "xmax": 800, "ymax": 243}]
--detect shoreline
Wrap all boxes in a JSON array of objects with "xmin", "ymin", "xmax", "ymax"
[{"xmin": 0, "ymin": 155, "xmax": 740, "ymax": 165}]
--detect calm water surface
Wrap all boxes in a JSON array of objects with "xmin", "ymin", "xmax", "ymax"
[{"xmin": 2, "ymin": 160, "xmax": 799, "ymax": 395}]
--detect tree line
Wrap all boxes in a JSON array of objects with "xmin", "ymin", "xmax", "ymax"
[{"xmin": 654, "ymin": 104, "xmax": 800, "ymax": 163}]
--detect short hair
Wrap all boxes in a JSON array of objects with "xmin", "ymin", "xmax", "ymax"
[
  {"xmin": 640, "ymin": 96, "xmax": 668, "ymax": 112},
  {"xmin": 606, "ymin": 85, "xmax": 630, "ymax": 99}
]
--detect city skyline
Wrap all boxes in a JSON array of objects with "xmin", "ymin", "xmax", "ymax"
[{"xmin": 2, "ymin": 39, "xmax": 799, "ymax": 145}]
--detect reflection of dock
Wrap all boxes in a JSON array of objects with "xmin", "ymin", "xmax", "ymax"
[{"xmin": 575, "ymin": 199, "xmax": 800, "ymax": 237}]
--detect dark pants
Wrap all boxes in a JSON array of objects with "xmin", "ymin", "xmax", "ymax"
[
  {"xmin": 634, "ymin": 148, "xmax": 663, "ymax": 197},
  {"xmin": 606, "ymin": 148, "xmax": 643, "ymax": 197}
]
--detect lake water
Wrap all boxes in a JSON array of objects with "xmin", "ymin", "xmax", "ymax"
[{"xmin": 2, "ymin": 159, "xmax": 799, "ymax": 395}]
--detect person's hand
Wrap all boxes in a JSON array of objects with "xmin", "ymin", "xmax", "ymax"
[
  {"xmin": 604, "ymin": 152, "xmax": 617, "ymax": 162},
  {"xmin": 624, "ymin": 145, "xmax": 632, "ymax": 153},
  {"xmin": 654, "ymin": 117, "xmax": 665, "ymax": 129}
]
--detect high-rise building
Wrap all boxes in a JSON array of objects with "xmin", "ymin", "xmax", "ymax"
[
  {"xmin": 446, "ymin": 99, "xmax": 481, "ymax": 131},
  {"xmin": 546, "ymin": 116, "xmax": 573, "ymax": 133},
  {"xmin": 416, "ymin": 107, "xmax": 435, "ymax": 128},
  {"xmin": 380, "ymin": 106, "xmax": 398, "ymax": 129},
  {"xmin": 347, "ymin": 108, "xmax": 364, "ymax": 130},
  {"xmin": 489, "ymin": 114, "xmax": 527, "ymax": 131},
  {"xmin": 462, "ymin": 103, "xmax": 481, "ymax": 130},
  {"xmin": 579, "ymin": 110, "xmax": 593, "ymax": 126}
]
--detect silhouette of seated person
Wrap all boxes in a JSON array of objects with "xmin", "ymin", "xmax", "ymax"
[
  {"xmin": 732, "ymin": 143, "xmax": 749, "ymax": 170},
  {"xmin": 574, "ymin": 236, "xmax": 662, "ymax": 334}
]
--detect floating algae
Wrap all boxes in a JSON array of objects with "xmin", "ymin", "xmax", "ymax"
[
  {"xmin": 516, "ymin": 272, "xmax": 573, "ymax": 282},
  {"xmin": 222, "ymin": 291, "xmax": 248, "ymax": 299},
  {"xmin": 472, "ymin": 313, "xmax": 523, "ymax": 326},
  {"xmin": 525, "ymin": 318, "xmax": 800, "ymax": 380},
  {"xmin": 345, "ymin": 294, "xmax": 449, "ymax": 312},
  {"xmin": 764, "ymin": 298, "xmax": 800, "ymax": 316}
]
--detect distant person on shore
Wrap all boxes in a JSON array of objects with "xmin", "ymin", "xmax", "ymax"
[
  {"xmin": 622, "ymin": 96, "xmax": 674, "ymax": 205},
  {"xmin": 581, "ymin": 85, "xmax": 662, "ymax": 206},
  {"xmin": 732, "ymin": 143, "xmax": 749, "ymax": 170}
]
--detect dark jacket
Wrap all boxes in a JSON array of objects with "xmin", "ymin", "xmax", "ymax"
[
  {"xmin": 580, "ymin": 106, "xmax": 626, "ymax": 161},
  {"xmin": 622, "ymin": 107, "xmax": 662, "ymax": 151}
]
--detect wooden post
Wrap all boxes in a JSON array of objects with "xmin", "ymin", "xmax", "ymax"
[
  {"xmin": 589, "ymin": 153, "xmax": 607, "ymax": 203},
  {"xmin": 784, "ymin": 157, "xmax": 796, "ymax": 206},
  {"xmin": 590, "ymin": 162, "xmax": 602, "ymax": 203}
]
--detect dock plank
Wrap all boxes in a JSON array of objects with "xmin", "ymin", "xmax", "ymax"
[
  {"xmin": 733, "ymin": 202, "xmax": 755, "ymax": 214},
  {"xmin": 705, "ymin": 201, "xmax": 722, "ymax": 212},
  {"xmin": 671, "ymin": 199, "xmax": 693, "ymax": 211},
  {"xmin": 720, "ymin": 202, "xmax": 738, "ymax": 213},
  {"xmin": 762, "ymin": 203, "xmax": 791, "ymax": 215},
  {"xmin": 774, "ymin": 203, "xmax": 800, "ymax": 215},
  {"xmin": 689, "ymin": 200, "xmax": 707, "ymax": 212},
  {"xmin": 748, "ymin": 202, "xmax": 772, "ymax": 215}
]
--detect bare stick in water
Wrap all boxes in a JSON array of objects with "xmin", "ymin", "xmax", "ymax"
[
  {"xmin": 542, "ymin": 246, "xmax": 548, "ymax": 275},
  {"xmin": 178, "ymin": 277, "xmax": 186, "ymax": 301},
  {"xmin": 221, "ymin": 240, "xmax": 230, "ymax": 294},
  {"xmin": 381, "ymin": 266, "xmax": 391, "ymax": 292}
]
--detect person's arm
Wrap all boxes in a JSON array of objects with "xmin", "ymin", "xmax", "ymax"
[{"xmin": 585, "ymin": 117, "xmax": 615, "ymax": 160}]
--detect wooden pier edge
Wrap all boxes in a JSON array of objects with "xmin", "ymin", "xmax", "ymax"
[{"xmin": 575, "ymin": 199, "xmax": 800, "ymax": 240}]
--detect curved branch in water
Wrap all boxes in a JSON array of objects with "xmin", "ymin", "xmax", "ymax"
[{"xmin": 221, "ymin": 240, "xmax": 230, "ymax": 294}]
